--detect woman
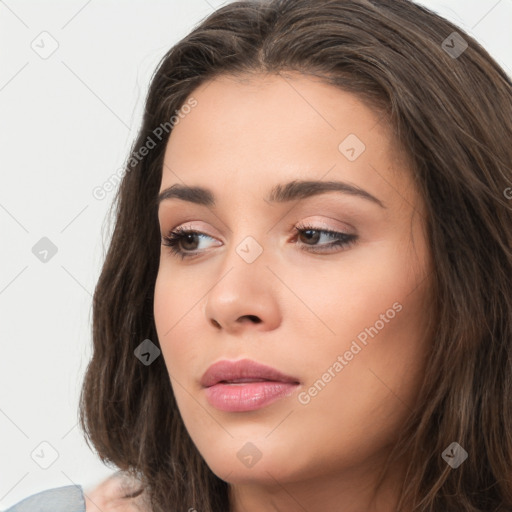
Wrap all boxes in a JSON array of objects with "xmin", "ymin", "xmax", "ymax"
[{"xmin": 6, "ymin": 0, "xmax": 511, "ymax": 510}]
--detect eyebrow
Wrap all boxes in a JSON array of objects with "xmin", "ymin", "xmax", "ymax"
[{"xmin": 157, "ymin": 179, "xmax": 386, "ymax": 209}]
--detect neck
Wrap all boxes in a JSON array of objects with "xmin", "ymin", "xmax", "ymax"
[{"xmin": 228, "ymin": 453, "xmax": 407, "ymax": 512}]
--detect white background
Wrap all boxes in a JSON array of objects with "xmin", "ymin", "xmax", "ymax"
[{"xmin": 0, "ymin": 0, "xmax": 510, "ymax": 508}]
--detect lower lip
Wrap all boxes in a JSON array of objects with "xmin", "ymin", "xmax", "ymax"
[{"xmin": 204, "ymin": 381, "xmax": 299, "ymax": 412}]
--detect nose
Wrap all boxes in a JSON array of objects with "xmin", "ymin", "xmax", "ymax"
[
  {"xmin": 209, "ymin": 314, "xmax": 261, "ymax": 329},
  {"xmin": 203, "ymin": 244, "xmax": 282, "ymax": 335}
]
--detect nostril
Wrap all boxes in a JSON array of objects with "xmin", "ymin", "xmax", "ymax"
[
  {"xmin": 210, "ymin": 319, "xmax": 221, "ymax": 328},
  {"xmin": 244, "ymin": 315, "xmax": 261, "ymax": 323}
]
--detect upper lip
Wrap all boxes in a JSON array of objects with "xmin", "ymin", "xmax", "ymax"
[{"xmin": 200, "ymin": 358, "xmax": 300, "ymax": 388}]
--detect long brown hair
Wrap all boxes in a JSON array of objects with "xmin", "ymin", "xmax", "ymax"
[{"xmin": 79, "ymin": 0, "xmax": 512, "ymax": 510}]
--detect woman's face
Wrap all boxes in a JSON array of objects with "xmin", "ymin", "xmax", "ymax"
[{"xmin": 154, "ymin": 72, "xmax": 433, "ymax": 492}]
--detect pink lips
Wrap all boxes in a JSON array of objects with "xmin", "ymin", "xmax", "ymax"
[{"xmin": 201, "ymin": 359, "xmax": 300, "ymax": 412}]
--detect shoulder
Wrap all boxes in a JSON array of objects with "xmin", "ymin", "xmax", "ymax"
[
  {"xmin": 3, "ymin": 484, "xmax": 85, "ymax": 512},
  {"xmin": 3, "ymin": 473, "xmax": 149, "ymax": 512}
]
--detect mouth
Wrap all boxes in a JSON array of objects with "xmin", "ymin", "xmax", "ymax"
[{"xmin": 201, "ymin": 358, "xmax": 301, "ymax": 412}]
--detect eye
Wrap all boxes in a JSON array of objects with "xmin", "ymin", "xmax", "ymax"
[
  {"xmin": 292, "ymin": 222, "xmax": 358, "ymax": 254},
  {"xmin": 161, "ymin": 223, "xmax": 358, "ymax": 260},
  {"xmin": 161, "ymin": 226, "xmax": 218, "ymax": 260}
]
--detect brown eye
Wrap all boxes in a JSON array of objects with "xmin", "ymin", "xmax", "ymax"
[
  {"xmin": 294, "ymin": 224, "xmax": 358, "ymax": 253},
  {"xmin": 297, "ymin": 229, "xmax": 321, "ymax": 245},
  {"xmin": 162, "ymin": 228, "xmax": 216, "ymax": 260}
]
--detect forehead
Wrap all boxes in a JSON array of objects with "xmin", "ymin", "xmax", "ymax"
[{"xmin": 160, "ymin": 72, "xmax": 414, "ymax": 209}]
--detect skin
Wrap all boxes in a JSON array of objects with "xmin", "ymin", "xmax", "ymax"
[{"xmin": 153, "ymin": 72, "xmax": 434, "ymax": 512}]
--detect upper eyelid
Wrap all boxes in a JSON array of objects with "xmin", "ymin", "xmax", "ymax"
[
  {"xmin": 162, "ymin": 214, "xmax": 356, "ymax": 234},
  {"xmin": 163, "ymin": 223, "xmax": 353, "ymax": 244}
]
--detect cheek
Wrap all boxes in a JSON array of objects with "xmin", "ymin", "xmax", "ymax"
[
  {"xmin": 153, "ymin": 268, "xmax": 208, "ymax": 428},
  {"xmin": 292, "ymin": 235, "xmax": 429, "ymax": 345},
  {"xmin": 153, "ymin": 267, "xmax": 198, "ymax": 375},
  {"xmin": 294, "ymin": 236, "xmax": 431, "ymax": 406},
  {"xmin": 284, "ymin": 248, "xmax": 430, "ymax": 469}
]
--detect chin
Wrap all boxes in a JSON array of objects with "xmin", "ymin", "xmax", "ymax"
[{"xmin": 195, "ymin": 435, "xmax": 315, "ymax": 486}]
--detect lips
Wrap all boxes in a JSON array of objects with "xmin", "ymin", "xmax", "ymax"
[
  {"xmin": 200, "ymin": 358, "xmax": 300, "ymax": 388},
  {"xmin": 200, "ymin": 359, "xmax": 301, "ymax": 412}
]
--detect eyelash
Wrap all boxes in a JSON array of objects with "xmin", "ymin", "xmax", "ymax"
[{"xmin": 161, "ymin": 223, "xmax": 358, "ymax": 261}]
